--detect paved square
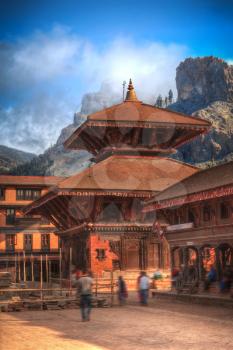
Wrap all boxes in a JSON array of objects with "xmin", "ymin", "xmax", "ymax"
[{"xmin": 1, "ymin": 299, "xmax": 233, "ymax": 350}]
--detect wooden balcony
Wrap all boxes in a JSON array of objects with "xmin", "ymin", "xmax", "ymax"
[{"xmin": 166, "ymin": 223, "xmax": 233, "ymax": 248}]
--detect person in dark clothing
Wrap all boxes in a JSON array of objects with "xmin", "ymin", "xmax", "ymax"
[
  {"xmin": 117, "ymin": 276, "xmax": 128, "ymax": 305},
  {"xmin": 204, "ymin": 265, "xmax": 217, "ymax": 291},
  {"xmin": 220, "ymin": 265, "xmax": 233, "ymax": 293},
  {"xmin": 77, "ymin": 271, "xmax": 93, "ymax": 322}
]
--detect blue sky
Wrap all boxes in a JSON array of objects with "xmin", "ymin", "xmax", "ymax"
[{"xmin": 0, "ymin": 0, "xmax": 232, "ymax": 153}]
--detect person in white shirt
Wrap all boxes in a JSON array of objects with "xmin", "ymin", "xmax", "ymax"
[{"xmin": 139, "ymin": 271, "xmax": 150, "ymax": 305}]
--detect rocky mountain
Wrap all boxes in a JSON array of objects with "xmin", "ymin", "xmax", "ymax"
[
  {"xmin": 9, "ymin": 83, "xmax": 121, "ymax": 176},
  {"xmin": 171, "ymin": 57, "xmax": 233, "ymax": 165},
  {"xmin": 7, "ymin": 56, "xmax": 233, "ymax": 176},
  {"xmin": 171, "ymin": 56, "xmax": 233, "ymax": 114},
  {"xmin": 0, "ymin": 145, "xmax": 35, "ymax": 174}
]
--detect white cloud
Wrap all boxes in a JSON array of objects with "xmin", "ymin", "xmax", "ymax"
[{"xmin": 0, "ymin": 26, "xmax": 188, "ymax": 153}]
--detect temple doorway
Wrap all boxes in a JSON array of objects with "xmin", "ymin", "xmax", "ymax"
[{"xmin": 125, "ymin": 240, "xmax": 140, "ymax": 269}]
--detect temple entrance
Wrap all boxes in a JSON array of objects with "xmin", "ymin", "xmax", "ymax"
[{"xmin": 125, "ymin": 240, "xmax": 140, "ymax": 269}]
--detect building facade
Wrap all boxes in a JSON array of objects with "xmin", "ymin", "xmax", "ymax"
[
  {"xmin": 0, "ymin": 176, "xmax": 63, "ymax": 281},
  {"xmin": 144, "ymin": 161, "xmax": 233, "ymax": 282}
]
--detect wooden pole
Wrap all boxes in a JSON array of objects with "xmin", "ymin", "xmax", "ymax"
[
  {"xmin": 14, "ymin": 254, "xmax": 17, "ymax": 283},
  {"xmin": 59, "ymin": 248, "xmax": 62, "ymax": 293},
  {"xmin": 46, "ymin": 254, "xmax": 49, "ymax": 286},
  {"xmin": 95, "ymin": 275, "xmax": 98, "ymax": 297},
  {"xmin": 110, "ymin": 270, "xmax": 114, "ymax": 307},
  {"xmin": 69, "ymin": 247, "xmax": 72, "ymax": 295},
  {"xmin": 40, "ymin": 255, "xmax": 43, "ymax": 309},
  {"xmin": 48, "ymin": 260, "xmax": 51, "ymax": 287},
  {"xmin": 31, "ymin": 254, "xmax": 34, "ymax": 285},
  {"xmin": 23, "ymin": 251, "xmax": 26, "ymax": 283},
  {"xmin": 18, "ymin": 253, "xmax": 21, "ymax": 282}
]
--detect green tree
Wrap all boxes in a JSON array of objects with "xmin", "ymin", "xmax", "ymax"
[{"xmin": 168, "ymin": 89, "xmax": 173, "ymax": 104}]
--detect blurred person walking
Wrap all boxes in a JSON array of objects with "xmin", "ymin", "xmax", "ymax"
[{"xmin": 77, "ymin": 270, "xmax": 93, "ymax": 322}]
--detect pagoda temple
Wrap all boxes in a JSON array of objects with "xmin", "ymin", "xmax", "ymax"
[{"xmin": 25, "ymin": 80, "xmax": 210, "ymax": 276}]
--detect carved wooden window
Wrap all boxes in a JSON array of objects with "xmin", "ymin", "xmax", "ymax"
[
  {"xmin": 6, "ymin": 234, "xmax": 16, "ymax": 251},
  {"xmin": 16, "ymin": 188, "xmax": 41, "ymax": 201},
  {"xmin": 96, "ymin": 249, "xmax": 106, "ymax": 261},
  {"xmin": 220, "ymin": 202, "xmax": 230, "ymax": 219},
  {"xmin": 41, "ymin": 234, "xmax": 50, "ymax": 251},
  {"xmin": 6, "ymin": 208, "xmax": 15, "ymax": 225},
  {"xmin": 24, "ymin": 234, "xmax": 33, "ymax": 251}
]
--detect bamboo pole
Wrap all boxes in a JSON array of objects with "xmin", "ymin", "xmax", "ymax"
[{"xmin": 23, "ymin": 251, "xmax": 26, "ymax": 283}]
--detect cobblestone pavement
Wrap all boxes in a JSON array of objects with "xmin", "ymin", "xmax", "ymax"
[{"xmin": 1, "ymin": 298, "xmax": 233, "ymax": 350}]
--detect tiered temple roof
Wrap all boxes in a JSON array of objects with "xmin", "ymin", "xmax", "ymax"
[
  {"xmin": 24, "ymin": 80, "xmax": 211, "ymax": 232},
  {"xmin": 65, "ymin": 80, "xmax": 210, "ymax": 159}
]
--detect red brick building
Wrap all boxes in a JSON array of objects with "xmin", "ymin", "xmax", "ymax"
[{"xmin": 25, "ymin": 80, "xmax": 210, "ymax": 276}]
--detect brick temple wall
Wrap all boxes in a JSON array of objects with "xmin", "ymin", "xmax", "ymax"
[{"xmin": 90, "ymin": 235, "xmax": 118, "ymax": 276}]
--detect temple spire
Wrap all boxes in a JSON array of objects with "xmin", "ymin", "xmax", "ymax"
[{"xmin": 125, "ymin": 79, "xmax": 138, "ymax": 101}]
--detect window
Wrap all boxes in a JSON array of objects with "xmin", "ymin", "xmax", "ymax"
[
  {"xmin": 16, "ymin": 188, "xmax": 41, "ymax": 201},
  {"xmin": 6, "ymin": 208, "xmax": 15, "ymax": 225},
  {"xmin": 203, "ymin": 206, "xmax": 211, "ymax": 222},
  {"xmin": 96, "ymin": 249, "xmax": 106, "ymax": 261},
  {"xmin": 41, "ymin": 234, "xmax": 50, "ymax": 251},
  {"xmin": 0, "ymin": 187, "xmax": 4, "ymax": 200},
  {"xmin": 6, "ymin": 234, "xmax": 16, "ymax": 251},
  {"xmin": 24, "ymin": 234, "xmax": 33, "ymax": 251},
  {"xmin": 220, "ymin": 202, "xmax": 230, "ymax": 219},
  {"xmin": 188, "ymin": 209, "xmax": 195, "ymax": 223}
]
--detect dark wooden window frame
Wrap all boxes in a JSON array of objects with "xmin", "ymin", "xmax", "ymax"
[
  {"xmin": 24, "ymin": 234, "xmax": 33, "ymax": 251},
  {"xmin": 16, "ymin": 188, "xmax": 41, "ymax": 201},
  {"xmin": 96, "ymin": 249, "xmax": 106, "ymax": 261},
  {"xmin": 0, "ymin": 187, "xmax": 5, "ymax": 200},
  {"xmin": 41, "ymin": 234, "xmax": 50, "ymax": 251},
  {"xmin": 6, "ymin": 234, "xmax": 16, "ymax": 251},
  {"xmin": 6, "ymin": 208, "xmax": 15, "ymax": 225}
]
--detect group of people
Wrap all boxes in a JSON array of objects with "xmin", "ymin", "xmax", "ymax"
[
  {"xmin": 75, "ymin": 269, "xmax": 152, "ymax": 322},
  {"xmin": 205, "ymin": 264, "xmax": 233, "ymax": 293},
  {"xmin": 172, "ymin": 263, "xmax": 233, "ymax": 293},
  {"xmin": 117, "ymin": 271, "xmax": 151, "ymax": 306}
]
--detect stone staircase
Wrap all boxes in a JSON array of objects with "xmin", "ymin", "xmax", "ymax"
[{"xmin": 101, "ymin": 269, "xmax": 172, "ymax": 291}]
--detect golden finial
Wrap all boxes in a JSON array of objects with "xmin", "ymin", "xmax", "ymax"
[{"xmin": 125, "ymin": 79, "xmax": 138, "ymax": 101}]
